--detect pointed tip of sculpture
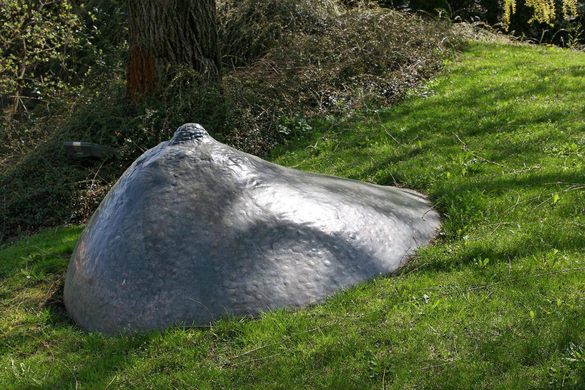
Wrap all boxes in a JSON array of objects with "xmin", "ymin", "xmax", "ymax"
[{"xmin": 169, "ymin": 123, "xmax": 211, "ymax": 145}]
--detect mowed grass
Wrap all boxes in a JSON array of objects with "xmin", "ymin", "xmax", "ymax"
[{"xmin": 1, "ymin": 42, "xmax": 584, "ymax": 389}]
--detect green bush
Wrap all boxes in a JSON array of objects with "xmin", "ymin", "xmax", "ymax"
[
  {"xmin": 0, "ymin": 0, "xmax": 127, "ymax": 171},
  {"xmin": 222, "ymin": 6, "xmax": 464, "ymax": 153},
  {"xmin": 218, "ymin": 0, "xmax": 343, "ymax": 68},
  {"xmin": 0, "ymin": 1, "xmax": 464, "ymax": 242},
  {"xmin": 0, "ymin": 68, "xmax": 230, "ymax": 241},
  {"xmin": 388, "ymin": 0, "xmax": 585, "ymax": 47}
]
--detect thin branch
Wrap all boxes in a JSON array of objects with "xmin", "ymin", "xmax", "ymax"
[
  {"xmin": 384, "ymin": 129, "xmax": 402, "ymax": 145},
  {"xmin": 227, "ymin": 352, "xmax": 286, "ymax": 367},
  {"xmin": 454, "ymin": 133, "xmax": 506, "ymax": 167},
  {"xmin": 419, "ymin": 360, "xmax": 458, "ymax": 370},
  {"xmin": 186, "ymin": 297, "xmax": 215, "ymax": 323},
  {"xmin": 224, "ymin": 315, "xmax": 361, "ymax": 366}
]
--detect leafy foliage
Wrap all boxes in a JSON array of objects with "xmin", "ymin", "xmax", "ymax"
[
  {"xmin": 222, "ymin": 6, "xmax": 463, "ymax": 154},
  {"xmin": 392, "ymin": 0, "xmax": 584, "ymax": 46},
  {"xmin": 217, "ymin": 0, "xmax": 343, "ymax": 68},
  {"xmin": 0, "ymin": 0, "xmax": 126, "ymax": 169},
  {"xmin": 503, "ymin": 0, "xmax": 578, "ymax": 28},
  {"xmin": 0, "ymin": 1, "xmax": 464, "ymax": 241},
  {"xmin": 0, "ymin": 0, "xmax": 84, "ymax": 118}
]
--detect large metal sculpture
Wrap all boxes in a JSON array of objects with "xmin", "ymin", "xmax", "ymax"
[{"xmin": 64, "ymin": 124, "xmax": 440, "ymax": 334}]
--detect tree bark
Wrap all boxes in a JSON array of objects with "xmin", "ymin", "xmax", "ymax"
[{"xmin": 127, "ymin": 0, "xmax": 221, "ymax": 96}]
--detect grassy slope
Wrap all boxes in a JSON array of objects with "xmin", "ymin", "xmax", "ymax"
[{"xmin": 1, "ymin": 42, "xmax": 584, "ymax": 389}]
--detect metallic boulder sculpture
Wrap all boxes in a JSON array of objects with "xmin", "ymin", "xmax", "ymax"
[{"xmin": 64, "ymin": 123, "xmax": 440, "ymax": 334}]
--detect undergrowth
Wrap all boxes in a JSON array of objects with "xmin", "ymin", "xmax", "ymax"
[{"xmin": 0, "ymin": 1, "xmax": 465, "ymax": 241}]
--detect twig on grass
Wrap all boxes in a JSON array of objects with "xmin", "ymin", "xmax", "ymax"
[
  {"xmin": 398, "ymin": 260, "xmax": 428, "ymax": 278},
  {"xmin": 477, "ymin": 182, "xmax": 584, "ymax": 239},
  {"xmin": 56, "ymin": 358, "xmax": 79, "ymax": 390},
  {"xmin": 485, "ymin": 190, "xmax": 521, "ymax": 237},
  {"xmin": 508, "ymin": 255, "xmax": 512, "ymax": 276},
  {"xmin": 220, "ymin": 267, "xmax": 585, "ymax": 369},
  {"xmin": 171, "ymin": 377, "xmax": 198, "ymax": 390},
  {"xmin": 41, "ymin": 341, "xmax": 56, "ymax": 387},
  {"xmin": 186, "ymin": 297, "xmax": 215, "ymax": 323},
  {"xmin": 453, "ymin": 133, "xmax": 506, "ymax": 168},
  {"xmin": 382, "ymin": 365, "xmax": 387, "ymax": 390},
  {"xmin": 502, "ymin": 165, "xmax": 541, "ymax": 176},
  {"xmin": 384, "ymin": 129, "xmax": 402, "ymax": 145},
  {"xmin": 532, "ymin": 184, "xmax": 585, "ymax": 210},
  {"xmin": 181, "ymin": 324, "xmax": 212, "ymax": 330},
  {"xmin": 103, "ymin": 375, "xmax": 117, "ymax": 390},
  {"xmin": 419, "ymin": 360, "xmax": 458, "ymax": 371},
  {"xmin": 306, "ymin": 120, "xmax": 345, "ymax": 152},
  {"xmin": 438, "ymin": 267, "xmax": 585, "ymax": 297},
  {"xmin": 223, "ymin": 314, "xmax": 362, "ymax": 367},
  {"xmin": 421, "ymin": 203, "xmax": 440, "ymax": 221},
  {"xmin": 227, "ymin": 351, "xmax": 286, "ymax": 367}
]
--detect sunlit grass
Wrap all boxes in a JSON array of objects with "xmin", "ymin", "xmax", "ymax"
[{"xmin": 1, "ymin": 42, "xmax": 584, "ymax": 389}]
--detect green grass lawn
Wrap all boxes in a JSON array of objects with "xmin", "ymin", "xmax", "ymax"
[{"xmin": 1, "ymin": 42, "xmax": 584, "ymax": 389}]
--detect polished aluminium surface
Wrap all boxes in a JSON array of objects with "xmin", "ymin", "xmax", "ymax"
[{"xmin": 64, "ymin": 124, "xmax": 441, "ymax": 334}]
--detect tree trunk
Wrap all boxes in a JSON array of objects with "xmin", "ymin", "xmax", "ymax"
[{"xmin": 127, "ymin": 0, "xmax": 221, "ymax": 96}]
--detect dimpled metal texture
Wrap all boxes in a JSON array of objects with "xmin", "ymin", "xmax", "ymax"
[{"xmin": 64, "ymin": 123, "xmax": 441, "ymax": 334}]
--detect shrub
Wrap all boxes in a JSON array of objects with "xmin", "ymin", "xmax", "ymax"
[
  {"xmin": 0, "ymin": 68, "xmax": 232, "ymax": 239},
  {"xmin": 0, "ymin": 0, "xmax": 126, "ymax": 170},
  {"xmin": 388, "ymin": 0, "xmax": 585, "ymax": 47},
  {"xmin": 0, "ymin": 1, "xmax": 464, "ymax": 242},
  {"xmin": 222, "ymin": 6, "xmax": 463, "ymax": 153},
  {"xmin": 217, "ymin": 0, "xmax": 343, "ymax": 68}
]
